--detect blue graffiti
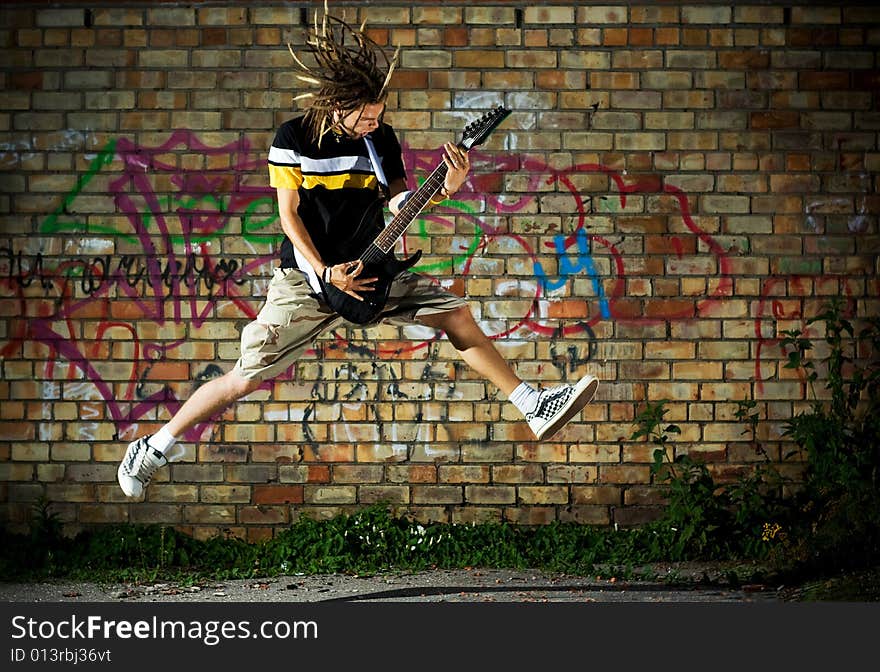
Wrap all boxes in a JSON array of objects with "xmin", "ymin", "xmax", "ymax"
[{"xmin": 534, "ymin": 228, "xmax": 611, "ymax": 319}]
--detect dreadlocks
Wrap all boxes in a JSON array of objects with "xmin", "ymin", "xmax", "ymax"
[{"xmin": 288, "ymin": 3, "xmax": 399, "ymax": 145}]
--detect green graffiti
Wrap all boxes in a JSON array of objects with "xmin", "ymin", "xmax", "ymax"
[
  {"xmin": 38, "ymin": 139, "xmax": 138, "ymax": 241},
  {"xmin": 411, "ymin": 192, "xmax": 483, "ymax": 275},
  {"xmin": 36, "ymin": 137, "xmax": 283, "ymax": 247},
  {"xmin": 242, "ymin": 198, "xmax": 283, "ymax": 243}
]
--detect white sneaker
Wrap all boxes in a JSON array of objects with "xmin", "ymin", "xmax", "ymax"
[
  {"xmin": 526, "ymin": 374, "xmax": 599, "ymax": 441},
  {"xmin": 117, "ymin": 435, "xmax": 185, "ymax": 498}
]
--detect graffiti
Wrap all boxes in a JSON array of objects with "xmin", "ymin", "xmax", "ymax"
[
  {"xmin": 753, "ymin": 275, "xmax": 858, "ymax": 394},
  {"xmin": 0, "ymin": 129, "xmax": 99, "ymax": 167},
  {"xmin": 1, "ymin": 246, "xmax": 247, "ymax": 298},
  {"xmin": 5, "ymin": 126, "xmax": 836, "ymax": 442},
  {"xmin": 803, "ymin": 135, "xmax": 875, "ymax": 235},
  {"xmin": 534, "ymin": 228, "xmax": 611, "ymax": 319}
]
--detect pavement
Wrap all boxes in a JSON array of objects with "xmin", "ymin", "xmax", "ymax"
[{"xmin": 0, "ymin": 564, "xmax": 785, "ymax": 603}]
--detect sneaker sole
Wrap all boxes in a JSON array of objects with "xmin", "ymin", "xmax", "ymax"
[{"xmin": 533, "ymin": 375, "xmax": 598, "ymax": 441}]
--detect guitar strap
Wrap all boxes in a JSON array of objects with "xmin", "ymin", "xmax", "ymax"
[{"xmin": 363, "ymin": 134, "xmax": 390, "ymax": 200}]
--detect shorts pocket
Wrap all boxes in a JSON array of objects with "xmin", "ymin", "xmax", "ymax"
[{"xmin": 239, "ymin": 321, "xmax": 283, "ymax": 369}]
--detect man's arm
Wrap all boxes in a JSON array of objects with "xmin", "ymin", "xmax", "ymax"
[
  {"xmin": 386, "ymin": 142, "xmax": 470, "ymax": 216},
  {"xmin": 276, "ymin": 186, "xmax": 326, "ymax": 277},
  {"xmin": 387, "ymin": 177, "xmax": 408, "ymax": 215}
]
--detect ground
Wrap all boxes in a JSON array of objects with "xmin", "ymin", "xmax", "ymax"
[{"xmin": 3, "ymin": 563, "xmax": 878, "ymax": 603}]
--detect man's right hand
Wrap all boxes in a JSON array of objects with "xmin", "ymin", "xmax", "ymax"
[{"xmin": 324, "ymin": 260, "xmax": 378, "ymax": 301}]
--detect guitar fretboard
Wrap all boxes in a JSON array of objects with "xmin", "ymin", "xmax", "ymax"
[{"xmin": 360, "ymin": 160, "xmax": 451, "ymax": 264}]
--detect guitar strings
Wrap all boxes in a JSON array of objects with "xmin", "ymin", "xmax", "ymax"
[{"xmin": 362, "ymin": 162, "xmax": 448, "ymax": 262}]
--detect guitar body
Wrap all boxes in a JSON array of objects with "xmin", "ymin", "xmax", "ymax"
[
  {"xmin": 319, "ymin": 248, "xmax": 422, "ymax": 324},
  {"xmin": 315, "ymin": 197, "xmax": 423, "ymax": 324}
]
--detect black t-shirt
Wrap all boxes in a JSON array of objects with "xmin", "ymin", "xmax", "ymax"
[{"xmin": 268, "ymin": 116, "xmax": 406, "ymax": 268}]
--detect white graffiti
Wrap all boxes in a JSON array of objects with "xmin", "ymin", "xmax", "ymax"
[{"xmin": 0, "ymin": 129, "xmax": 99, "ymax": 165}]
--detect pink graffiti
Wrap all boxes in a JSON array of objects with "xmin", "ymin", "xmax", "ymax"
[
  {"xmin": 3, "ymin": 130, "xmax": 743, "ymax": 441},
  {"xmin": 397, "ymin": 146, "xmax": 734, "ymax": 341},
  {"xmin": 6, "ymin": 131, "xmax": 278, "ymax": 442}
]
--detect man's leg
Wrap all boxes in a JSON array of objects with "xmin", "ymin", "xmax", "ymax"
[
  {"xmin": 116, "ymin": 369, "xmax": 263, "ymax": 498},
  {"xmin": 420, "ymin": 305, "xmax": 598, "ymax": 440},
  {"xmin": 118, "ymin": 267, "xmax": 339, "ymax": 497},
  {"xmin": 163, "ymin": 369, "xmax": 262, "ymax": 438},
  {"xmin": 419, "ymin": 306, "xmax": 521, "ymax": 396}
]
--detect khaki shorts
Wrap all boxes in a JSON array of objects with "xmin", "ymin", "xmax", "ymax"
[{"xmin": 233, "ymin": 267, "xmax": 468, "ymax": 381}]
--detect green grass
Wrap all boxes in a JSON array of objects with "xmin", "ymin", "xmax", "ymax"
[{"xmin": 1, "ymin": 505, "xmax": 765, "ymax": 583}]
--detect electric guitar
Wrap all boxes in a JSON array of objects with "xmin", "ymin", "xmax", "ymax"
[{"xmin": 312, "ymin": 105, "xmax": 511, "ymax": 325}]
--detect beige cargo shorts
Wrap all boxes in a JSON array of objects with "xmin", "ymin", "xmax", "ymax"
[{"xmin": 233, "ymin": 267, "xmax": 468, "ymax": 381}]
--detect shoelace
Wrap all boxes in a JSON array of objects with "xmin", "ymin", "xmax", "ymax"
[{"xmin": 128, "ymin": 442, "xmax": 164, "ymax": 485}]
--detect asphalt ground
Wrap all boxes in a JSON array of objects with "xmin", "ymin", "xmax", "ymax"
[{"xmin": 0, "ymin": 565, "xmax": 783, "ymax": 603}]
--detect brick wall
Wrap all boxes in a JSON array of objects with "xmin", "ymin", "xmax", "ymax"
[{"xmin": 1, "ymin": 2, "xmax": 878, "ymax": 541}]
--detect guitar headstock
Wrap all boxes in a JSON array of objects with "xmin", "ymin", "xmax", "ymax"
[{"xmin": 459, "ymin": 106, "xmax": 511, "ymax": 150}]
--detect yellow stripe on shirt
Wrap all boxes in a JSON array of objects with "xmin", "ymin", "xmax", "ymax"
[
  {"xmin": 268, "ymin": 164, "xmax": 303, "ymax": 190},
  {"xmin": 302, "ymin": 173, "xmax": 378, "ymax": 191},
  {"xmin": 269, "ymin": 165, "xmax": 379, "ymax": 192}
]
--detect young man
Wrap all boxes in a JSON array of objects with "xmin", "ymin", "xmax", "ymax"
[{"xmin": 117, "ymin": 15, "xmax": 598, "ymax": 498}]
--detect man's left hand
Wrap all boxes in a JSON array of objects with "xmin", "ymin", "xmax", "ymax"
[{"xmin": 441, "ymin": 142, "xmax": 470, "ymax": 196}]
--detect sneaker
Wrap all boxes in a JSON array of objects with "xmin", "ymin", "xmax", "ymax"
[
  {"xmin": 117, "ymin": 435, "xmax": 184, "ymax": 498},
  {"xmin": 526, "ymin": 374, "xmax": 599, "ymax": 441}
]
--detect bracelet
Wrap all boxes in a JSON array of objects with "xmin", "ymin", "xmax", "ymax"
[
  {"xmin": 429, "ymin": 187, "xmax": 449, "ymax": 206},
  {"xmin": 322, "ymin": 265, "xmax": 332, "ymax": 282}
]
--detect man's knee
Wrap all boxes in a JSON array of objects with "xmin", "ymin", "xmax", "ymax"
[
  {"xmin": 433, "ymin": 306, "xmax": 483, "ymax": 350},
  {"xmin": 223, "ymin": 370, "xmax": 263, "ymax": 398}
]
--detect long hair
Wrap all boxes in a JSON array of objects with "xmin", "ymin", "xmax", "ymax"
[{"xmin": 288, "ymin": 4, "xmax": 399, "ymax": 145}]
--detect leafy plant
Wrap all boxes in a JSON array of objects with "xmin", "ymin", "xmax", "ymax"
[
  {"xmin": 779, "ymin": 298, "xmax": 880, "ymax": 568},
  {"xmin": 632, "ymin": 398, "xmax": 790, "ymax": 561},
  {"xmin": 632, "ymin": 400, "xmax": 730, "ymax": 559}
]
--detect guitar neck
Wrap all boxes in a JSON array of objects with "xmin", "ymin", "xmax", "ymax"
[
  {"xmin": 358, "ymin": 106, "xmax": 509, "ymax": 266},
  {"xmin": 368, "ymin": 154, "xmax": 453, "ymax": 257}
]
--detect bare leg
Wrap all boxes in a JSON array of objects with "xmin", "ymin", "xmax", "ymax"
[
  {"xmin": 164, "ymin": 369, "xmax": 263, "ymax": 437},
  {"xmin": 419, "ymin": 306, "xmax": 522, "ymax": 396}
]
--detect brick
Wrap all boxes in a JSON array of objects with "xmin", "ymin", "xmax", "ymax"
[
  {"xmin": 792, "ymin": 7, "xmax": 841, "ymax": 24},
  {"xmin": 304, "ymin": 486, "xmax": 357, "ymax": 504},
  {"xmin": 465, "ymin": 486, "xmax": 516, "ymax": 504},
  {"xmin": 79, "ymin": 505, "xmax": 129, "ymax": 524},
  {"xmin": 200, "ymin": 485, "xmax": 251, "ymax": 503},
  {"xmin": 332, "ymin": 465, "xmax": 383, "ymax": 484},
  {"xmin": 355, "ymin": 444, "xmax": 408, "ymax": 462},
  {"xmin": 572, "ymin": 486, "xmax": 621, "ymax": 505},
  {"xmin": 437, "ymin": 465, "xmax": 489, "ymax": 483},
  {"xmin": 359, "ymin": 485, "xmax": 409, "ymax": 504},
  {"xmin": 578, "ymin": 7, "xmax": 628, "ymax": 24},
  {"xmin": 405, "ymin": 50, "xmax": 453, "ymax": 69},
  {"xmin": 492, "ymin": 464, "xmax": 544, "ymax": 483},
  {"xmin": 682, "ymin": 7, "xmax": 731, "ymax": 24},
  {"xmin": 386, "ymin": 465, "xmax": 436, "ymax": 483},
  {"xmin": 412, "ymin": 486, "xmax": 463, "ymax": 504},
  {"xmin": 0, "ymin": 463, "xmax": 34, "ymax": 480},
  {"xmin": 253, "ymin": 485, "xmax": 303, "ymax": 505},
  {"xmin": 464, "ymin": 7, "xmax": 516, "ymax": 25},
  {"xmin": 239, "ymin": 506, "xmax": 288, "ymax": 525},
  {"xmin": 517, "ymin": 486, "xmax": 568, "ymax": 504},
  {"xmin": 525, "ymin": 7, "xmax": 575, "ymax": 24}
]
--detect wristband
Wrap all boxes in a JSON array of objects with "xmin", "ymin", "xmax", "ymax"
[
  {"xmin": 322, "ymin": 265, "xmax": 332, "ymax": 282},
  {"xmin": 429, "ymin": 188, "xmax": 448, "ymax": 206}
]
